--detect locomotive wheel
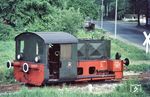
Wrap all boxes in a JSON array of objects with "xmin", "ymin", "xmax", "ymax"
[
  {"xmin": 23, "ymin": 63, "xmax": 29, "ymax": 73},
  {"xmin": 7, "ymin": 60, "xmax": 12, "ymax": 69}
]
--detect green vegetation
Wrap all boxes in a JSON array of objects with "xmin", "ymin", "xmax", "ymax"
[
  {"xmin": 128, "ymin": 64, "xmax": 150, "ymax": 72},
  {"xmin": 0, "ymin": 0, "xmax": 100, "ymax": 40},
  {"xmin": 0, "ymin": 41, "xmax": 15, "ymax": 83},
  {"xmin": 76, "ymin": 29, "xmax": 106, "ymax": 39},
  {"xmin": 1, "ymin": 80, "xmax": 149, "ymax": 97},
  {"xmin": 111, "ymin": 39, "xmax": 150, "ymax": 60},
  {"xmin": 0, "ymin": 29, "xmax": 149, "ymax": 83},
  {"xmin": 0, "ymin": 41, "xmax": 15, "ymax": 66},
  {"xmin": 0, "ymin": 0, "xmax": 150, "ymax": 97},
  {"xmin": 98, "ymin": 0, "xmax": 149, "ymax": 26},
  {"xmin": 0, "ymin": 30, "xmax": 149, "ymax": 97},
  {"xmin": 0, "ymin": 23, "xmax": 16, "ymax": 40},
  {"xmin": 0, "ymin": 25, "xmax": 149, "ymax": 97},
  {"xmin": 113, "ymin": 80, "xmax": 149, "ymax": 97}
]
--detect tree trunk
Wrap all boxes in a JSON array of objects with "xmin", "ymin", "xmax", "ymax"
[
  {"xmin": 136, "ymin": 0, "xmax": 141, "ymax": 26},
  {"xmin": 137, "ymin": 12, "xmax": 141, "ymax": 26},
  {"xmin": 145, "ymin": 0, "xmax": 149, "ymax": 27},
  {"xmin": 107, "ymin": 4, "xmax": 110, "ymax": 17},
  {"xmin": 106, "ymin": 4, "xmax": 109, "ymax": 16},
  {"xmin": 104, "ymin": 5, "xmax": 107, "ymax": 17}
]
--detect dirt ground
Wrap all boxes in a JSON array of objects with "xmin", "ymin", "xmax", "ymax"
[
  {"xmin": 0, "ymin": 84, "xmax": 20, "ymax": 93},
  {"xmin": 61, "ymin": 81, "xmax": 122, "ymax": 94},
  {"xmin": 63, "ymin": 71, "xmax": 149, "ymax": 94}
]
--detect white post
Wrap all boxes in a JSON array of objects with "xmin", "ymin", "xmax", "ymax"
[
  {"xmin": 101, "ymin": 0, "xmax": 104, "ymax": 29},
  {"xmin": 115, "ymin": 0, "xmax": 118, "ymax": 39}
]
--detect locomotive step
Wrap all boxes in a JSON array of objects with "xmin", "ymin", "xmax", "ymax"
[
  {"xmin": 48, "ymin": 79, "xmax": 59, "ymax": 82},
  {"xmin": 77, "ymin": 74, "xmax": 115, "ymax": 79}
]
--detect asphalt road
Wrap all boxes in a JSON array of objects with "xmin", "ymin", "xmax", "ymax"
[{"xmin": 95, "ymin": 21, "xmax": 150, "ymax": 49}]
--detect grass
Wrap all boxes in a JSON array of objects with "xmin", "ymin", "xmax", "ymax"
[
  {"xmin": 0, "ymin": 41, "xmax": 15, "ymax": 83},
  {"xmin": 0, "ymin": 29, "xmax": 149, "ymax": 83},
  {"xmin": 113, "ymin": 80, "xmax": 149, "ymax": 97},
  {"xmin": 111, "ymin": 39, "xmax": 150, "ymax": 60},
  {"xmin": 76, "ymin": 29, "xmax": 106, "ymax": 39},
  {"xmin": 1, "ymin": 80, "xmax": 149, "ymax": 97},
  {"xmin": 0, "ymin": 30, "xmax": 150, "ymax": 97},
  {"xmin": 0, "ymin": 41, "xmax": 15, "ymax": 66},
  {"xmin": 127, "ymin": 64, "xmax": 150, "ymax": 72}
]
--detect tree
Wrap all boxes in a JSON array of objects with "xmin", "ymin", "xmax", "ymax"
[
  {"xmin": 0, "ymin": 0, "xmax": 23, "ymax": 27},
  {"xmin": 134, "ymin": 0, "xmax": 150, "ymax": 26},
  {"xmin": 0, "ymin": 0, "xmax": 88, "ymax": 40},
  {"xmin": 100, "ymin": 0, "xmax": 130, "ymax": 19},
  {"xmin": 103, "ymin": 0, "xmax": 113, "ymax": 17},
  {"xmin": 145, "ymin": 0, "xmax": 149, "ymax": 27},
  {"xmin": 65, "ymin": 0, "xmax": 100, "ymax": 19}
]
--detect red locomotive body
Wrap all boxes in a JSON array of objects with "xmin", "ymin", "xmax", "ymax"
[{"xmin": 6, "ymin": 32, "xmax": 129, "ymax": 86}]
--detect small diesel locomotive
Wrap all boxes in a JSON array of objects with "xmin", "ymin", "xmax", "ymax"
[{"xmin": 6, "ymin": 32, "xmax": 129, "ymax": 86}]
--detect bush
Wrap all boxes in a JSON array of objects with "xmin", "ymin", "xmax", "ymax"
[
  {"xmin": 62, "ymin": 0, "xmax": 100, "ymax": 19},
  {"xmin": 0, "ymin": 0, "xmax": 100, "ymax": 40},
  {"xmin": 0, "ymin": 41, "xmax": 15, "ymax": 83},
  {"xmin": 0, "ymin": 23, "xmax": 16, "ymax": 40},
  {"xmin": 25, "ymin": 7, "xmax": 84, "ymax": 34},
  {"xmin": 76, "ymin": 29, "xmax": 105, "ymax": 39},
  {"xmin": 0, "ymin": 66, "xmax": 15, "ymax": 83}
]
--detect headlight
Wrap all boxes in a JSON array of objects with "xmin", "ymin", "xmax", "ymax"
[
  {"xmin": 35, "ymin": 56, "xmax": 40, "ymax": 63},
  {"xmin": 17, "ymin": 54, "xmax": 23, "ymax": 60},
  {"xmin": 6, "ymin": 60, "xmax": 12, "ymax": 69}
]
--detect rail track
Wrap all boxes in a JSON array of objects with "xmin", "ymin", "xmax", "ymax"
[
  {"xmin": 0, "ymin": 71, "xmax": 150, "ymax": 94},
  {"xmin": 0, "ymin": 83, "xmax": 21, "ymax": 94}
]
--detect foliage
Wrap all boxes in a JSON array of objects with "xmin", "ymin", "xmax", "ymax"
[
  {"xmin": 65, "ymin": 0, "xmax": 100, "ymax": 19},
  {"xmin": 0, "ymin": 22, "xmax": 16, "ymax": 40},
  {"xmin": 76, "ymin": 29, "xmax": 106, "ymax": 39},
  {"xmin": 0, "ymin": 41, "xmax": 15, "ymax": 83},
  {"xmin": 99, "ymin": 0, "xmax": 130, "ymax": 19},
  {"xmin": 99, "ymin": 0, "xmax": 149, "ymax": 26},
  {"xmin": 128, "ymin": 64, "xmax": 150, "ymax": 72},
  {"xmin": 0, "ymin": 66, "xmax": 15, "ymax": 83},
  {"xmin": 48, "ymin": 0, "xmax": 100, "ymax": 19},
  {"xmin": 22, "ymin": 1, "xmax": 84, "ymax": 34},
  {"xmin": 25, "ymin": 7, "xmax": 83, "ymax": 34},
  {"xmin": 0, "ymin": 41, "xmax": 15, "ymax": 66},
  {"xmin": 0, "ymin": 0, "xmax": 101, "ymax": 40}
]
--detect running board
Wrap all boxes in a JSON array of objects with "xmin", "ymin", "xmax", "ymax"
[{"xmin": 77, "ymin": 74, "xmax": 115, "ymax": 79}]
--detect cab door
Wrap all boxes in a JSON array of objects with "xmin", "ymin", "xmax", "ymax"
[
  {"xmin": 48, "ymin": 44, "xmax": 60, "ymax": 79},
  {"xmin": 59, "ymin": 44, "xmax": 77, "ymax": 80}
]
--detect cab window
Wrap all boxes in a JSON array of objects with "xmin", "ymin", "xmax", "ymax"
[
  {"xmin": 36, "ymin": 43, "xmax": 39, "ymax": 55},
  {"xmin": 20, "ymin": 40, "xmax": 24, "ymax": 53},
  {"xmin": 61, "ymin": 44, "xmax": 71, "ymax": 60},
  {"xmin": 38, "ymin": 41, "xmax": 43, "ymax": 55}
]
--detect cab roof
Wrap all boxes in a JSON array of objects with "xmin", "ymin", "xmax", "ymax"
[{"xmin": 15, "ymin": 32, "xmax": 78, "ymax": 44}]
